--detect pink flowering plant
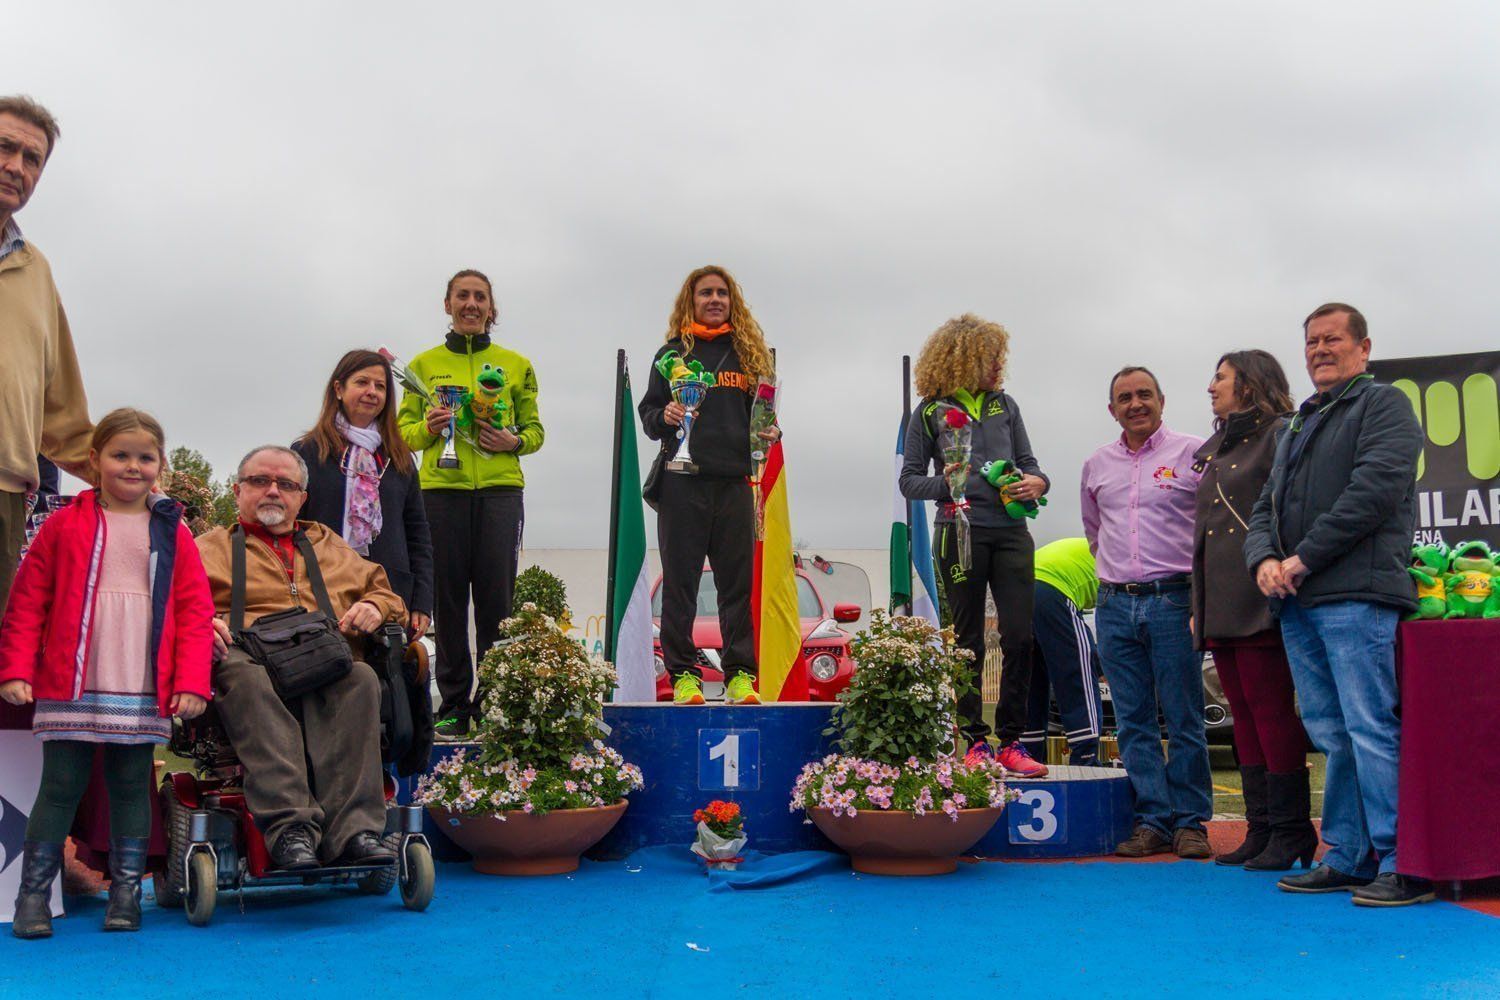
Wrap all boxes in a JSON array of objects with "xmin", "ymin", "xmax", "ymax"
[
  {"xmin": 789, "ymin": 611, "xmax": 1014, "ymax": 820},
  {"xmin": 415, "ymin": 603, "xmax": 644, "ymax": 815}
]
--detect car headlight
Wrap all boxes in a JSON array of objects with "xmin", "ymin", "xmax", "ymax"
[
  {"xmin": 654, "ymin": 653, "xmax": 666, "ymax": 677},
  {"xmin": 810, "ymin": 653, "xmax": 839, "ymax": 682}
]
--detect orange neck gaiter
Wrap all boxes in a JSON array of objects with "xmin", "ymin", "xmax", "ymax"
[{"xmin": 686, "ymin": 322, "xmax": 732, "ymax": 341}]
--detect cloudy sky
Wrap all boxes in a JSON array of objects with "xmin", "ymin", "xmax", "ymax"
[{"xmin": 14, "ymin": 1, "xmax": 1498, "ymax": 549}]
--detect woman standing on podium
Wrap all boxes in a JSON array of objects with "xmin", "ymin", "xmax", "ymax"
[
  {"xmin": 899, "ymin": 314, "xmax": 1050, "ymax": 778},
  {"xmin": 639, "ymin": 265, "xmax": 779, "ymax": 707}
]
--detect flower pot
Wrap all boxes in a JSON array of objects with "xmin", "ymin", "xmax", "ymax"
[
  {"xmin": 429, "ymin": 800, "xmax": 628, "ymax": 875},
  {"xmin": 808, "ymin": 806, "xmax": 1005, "ymax": 876}
]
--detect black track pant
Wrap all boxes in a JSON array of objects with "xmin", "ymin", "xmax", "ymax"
[
  {"xmin": 657, "ymin": 474, "xmax": 756, "ymax": 681},
  {"xmin": 935, "ymin": 522, "xmax": 1035, "ymax": 746},
  {"xmin": 424, "ymin": 488, "xmax": 524, "ymax": 723},
  {"xmin": 1022, "ymin": 581, "xmax": 1104, "ymax": 761}
]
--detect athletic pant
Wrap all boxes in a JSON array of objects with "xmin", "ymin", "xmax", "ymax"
[
  {"xmin": 424, "ymin": 488, "xmax": 524, "ymax": 723},
  {"xmin": 657, "ymin": 474, "xmax": 756, "ymax": 680},
  {"xmin": 935, "ymin": 522, "xmax": 1034, "ymax": 745},
  {"xmin": 1022, "ymin": 581, "xmax": 1104, "ymax": 762},
  {"xmin": 1211, "ymin": 633, "xmax": 1308, "ymax": 773},
  {"xmin": 26, "ymin": 740, "xmax": 155, "ymax": 842}
]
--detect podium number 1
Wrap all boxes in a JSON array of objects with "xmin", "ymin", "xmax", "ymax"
[{"xmin": 708, "ymin": 734, "xmax": 740, "ymax": 788}]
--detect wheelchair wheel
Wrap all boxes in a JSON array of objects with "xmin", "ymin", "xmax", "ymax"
[
  {"xmin": 400, "ymin": 841, "xmax": 434, "ymax": 912},
  {"xmin": 154, "ymin": 778, "xmax": 192, "ymax": 908},
  {"xmin": 356, "ymin": 832, "xmax": 403, "ymax": 895},
  {"xmin": 185, "ymin": 852, "xmax": 217, "ymax": 927}
]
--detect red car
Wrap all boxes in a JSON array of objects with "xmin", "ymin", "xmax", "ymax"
[{"xmin": 651, "ymin": 566, "xmax": 861, "ymax": 702}]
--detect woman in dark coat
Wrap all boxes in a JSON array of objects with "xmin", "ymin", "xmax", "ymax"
[
  {"xmin": 1191, "ymin": 349, "xmax": 1314, "ymax": 870},
  {"xmin": 293, "ymin": 349, "xmax": 434, "ymax": 638}
]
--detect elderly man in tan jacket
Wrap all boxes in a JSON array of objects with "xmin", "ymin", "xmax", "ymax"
[
  {"xmin": 0, "ymin": 96, "xmax": 93, "ymax": 616},
  {"xmin": 197, "ymin": 445, "xmax": 408, "ymax": 871}
]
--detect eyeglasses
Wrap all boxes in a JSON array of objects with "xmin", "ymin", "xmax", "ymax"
[
  {"xmin": 239, "ymin": 475, "xmax": 306, "ymax": 494},
  {"xmin": 340, "ymin": 448, "xmax": 388, "ymax": 483}
]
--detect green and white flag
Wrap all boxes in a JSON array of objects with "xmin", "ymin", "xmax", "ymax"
[{"xmin": 608, "ymin": 351, "xmax": 655, "ymax": 701}]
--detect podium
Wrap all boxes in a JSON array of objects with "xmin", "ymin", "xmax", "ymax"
[{"xmin": 403, "ymin": 704, "xmax": 1132, "ymax": 861}]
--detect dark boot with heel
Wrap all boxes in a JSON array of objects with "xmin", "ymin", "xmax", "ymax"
[
  {"xmin": 1245, "ymin": 768, "xmax": 1319, "ymax": 872},
  {"xmin": 1216, "ymin": 764, "xmax": 1269, "ymax": 867},
  {"xmin": 12, "ymin": 841, "xmax": 64, "ymax": 940},
  {"xmin": 103, "ymin": 836, "xmax": 150, "ymax": 932}
]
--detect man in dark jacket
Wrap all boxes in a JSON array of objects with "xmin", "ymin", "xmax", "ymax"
[{"xmin": 1244, "ymin": 302, "xmax": 1427, "ymax": 907}]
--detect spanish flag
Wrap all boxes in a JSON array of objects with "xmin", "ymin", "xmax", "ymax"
[{"xmin": 751, "ymin": 440, "xmax": 807, "ymax": 701}]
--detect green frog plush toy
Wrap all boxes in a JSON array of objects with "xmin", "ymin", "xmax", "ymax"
[
  {"xmin": 1443, "ymin": 540, "xmax": 1500, "ymax": 620},
  {"xmin": 1405, "ymin": 542, "xmax": 1448, "ymax": 621},
  {"xmin": 979, "ymin": 459, "xmax": 1047, "ymax": 520},
  {"xmin": 457, "ymin": 363, "xmax": 510, "ymax": 431}
]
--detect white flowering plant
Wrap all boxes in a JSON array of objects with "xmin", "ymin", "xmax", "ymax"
[
  {"xmin": 789, "ymin": 611, "xmax": 1014, "ymax": 820},
  {"xmin": 415, "ymin": 603, "xmax": 643, "ymax": 814}
]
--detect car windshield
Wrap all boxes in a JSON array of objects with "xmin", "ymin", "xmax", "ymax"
[{"xmin": 652, "ymin": 573, "xmax": 822, "ymax": 618}]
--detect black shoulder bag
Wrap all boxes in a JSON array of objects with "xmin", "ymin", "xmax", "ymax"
[{"xmin": 231, "ymin": 526, "xmax": 354, "ymax": 701}]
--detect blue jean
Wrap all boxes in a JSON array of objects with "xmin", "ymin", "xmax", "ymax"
[
  {"xmin": 1279, "ymin": 597, "xmax": 1400, "ymax": 877},
  {"xmin": 1095, "ymin": 587, "xmax": 1212, "ymax": 834}
]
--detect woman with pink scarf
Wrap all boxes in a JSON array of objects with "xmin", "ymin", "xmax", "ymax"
[{"xmin": 293, "ymin": 349, "xmax": 434, "ymax": 638}]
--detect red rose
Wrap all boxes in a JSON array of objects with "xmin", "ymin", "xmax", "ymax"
[{"xmin": 943, "ymin": 408, "xmax": 970, "ymax": 429}]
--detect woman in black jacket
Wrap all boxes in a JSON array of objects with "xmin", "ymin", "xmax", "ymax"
[
  {"xmin": 293, "ymin": 349, "xmax": 434, "ymax": 638},
  {"xmin": 1191, "ymin": 349, "xmax": 1313, "ymax": 870},
  {"xmin": 639, "ymin": 265, "xmax": 779, "ymax": 707}
]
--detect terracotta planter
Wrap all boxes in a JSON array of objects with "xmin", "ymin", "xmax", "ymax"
[
  {"xmin": 429, "ymin": 801, "xmax": 628, "ymax": 875},
  {"xmin": 808, "ymin": 806, "xmax": 1005, "ymax": 875}
]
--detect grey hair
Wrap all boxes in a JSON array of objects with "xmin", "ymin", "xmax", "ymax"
[{"xmin": 236, "ymin": 445, "xmax": 309, "ymax": 486}]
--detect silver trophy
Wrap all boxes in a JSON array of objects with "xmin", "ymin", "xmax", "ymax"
[
  {"xmin": 436, "ymin": 384, "xmax": 465, "ymax": 469},
  {"xmin": 665, "ymin": 379, "xmax": 711, "ymax": 474}
]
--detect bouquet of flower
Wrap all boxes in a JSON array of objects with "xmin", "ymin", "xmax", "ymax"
[
  {"xmin": 789, "ymin": 611, "xmax": 1015, "ymax": 821},
  {"xmin": 414, "ymin": 603, "xmax": 644, "ymax": 816},
  {"xmin": 379, "ymin": 345, "xmax": 495, "ymax": 459},
  {"xmin": 749, "ymin": 379, "xmax": 779, "ymax": 539},
  {"xmin": 691, "ymin": 799, "xmax": 748, "ymax": 869},
  {"xmin": 940, "ymin": 406, "xmax": 973, "ymax": 571}
]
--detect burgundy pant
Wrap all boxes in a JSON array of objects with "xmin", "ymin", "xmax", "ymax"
[{"xmin": 1211, "ymin": 633, "xmax": 1308, "ymax": 773}]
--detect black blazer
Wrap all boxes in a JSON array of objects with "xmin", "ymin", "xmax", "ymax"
[{"xmin": 291, "ymin": 438, "xmax": 435, "ymax": 616}]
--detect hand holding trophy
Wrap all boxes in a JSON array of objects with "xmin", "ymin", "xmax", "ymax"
[{"xmin": 658, "ymin": 350, "xmax": 716, "ymax": 475}]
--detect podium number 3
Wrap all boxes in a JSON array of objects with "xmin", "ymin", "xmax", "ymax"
[
  {"xmin": 1016, "ymin": 789, "xmax": 1058, "ymax": 841},
  {"xmin": 708, "ymin": 734, "xmax": 740, "ymax": 788}
]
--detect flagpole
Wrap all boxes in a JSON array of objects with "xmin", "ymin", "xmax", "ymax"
[
  {"xmin": 604, "ymin": 349, "xmax": 626, "ymax": 664},
  {"xmin": 899, "ymin": 354, "xmax": 913, "ymax": 615}
]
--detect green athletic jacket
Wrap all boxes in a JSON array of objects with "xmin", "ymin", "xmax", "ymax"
[{"xmin": 396, "ymin": 332, "xmax": 544, "ymax": 490}]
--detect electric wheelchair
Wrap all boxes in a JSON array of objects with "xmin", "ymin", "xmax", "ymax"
[{"xmin": 153, "ymin": 623, "xmax": 436, "ymax": 925}]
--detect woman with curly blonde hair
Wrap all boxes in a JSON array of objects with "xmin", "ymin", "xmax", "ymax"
[
  {"xmin": 900, "ymin": 313, "xmax": 1050, "ymax": 776},
  {"xmin": 639, "ymin": 265, "xmax": 780, "ymax": 706}
]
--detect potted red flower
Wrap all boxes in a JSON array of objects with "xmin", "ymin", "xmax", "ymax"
[{"xmin": 691, "ymin": 800, "xmax": 747, "ymax": 870}]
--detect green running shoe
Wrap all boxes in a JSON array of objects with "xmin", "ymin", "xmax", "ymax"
[
  {"xmin": 673, "ymin": 674, "xmax": 705, "ymax": 705},
  {"xmin": 433, "ymin": 716, "xmax": 470, "ymax": 741},
  {"xmin": 725, "ymin": 673, "xmax": 761, "ymax": 705}
]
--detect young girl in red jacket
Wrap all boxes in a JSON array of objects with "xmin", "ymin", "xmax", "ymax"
[{"xmin": 0, "ymin": 409, "xmax": 214, "ymax": 939}]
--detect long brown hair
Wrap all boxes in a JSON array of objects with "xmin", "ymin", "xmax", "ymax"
[
  {"xmin": 1214, "ymin": 349, "xmax": 1294, "ymax": 432},
  {"xmin": 665, "ymin": 265, "xmax": 773, "ymax": 384},
  {"xmin": 89, "ymin": 408, "xmax": 166, "ymax": 487},
  {"xmin": 300, "ymin": 349, "xmax": 415, "ymax": 473}
]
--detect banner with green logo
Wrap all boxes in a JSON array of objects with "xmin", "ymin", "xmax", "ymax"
[{"xmin": 1369, "ymin": 351, "xmax": 1500, "ymax": 548}]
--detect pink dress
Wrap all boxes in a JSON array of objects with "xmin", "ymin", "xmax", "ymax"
[{"xmin": 33, "ymin": 510, "xmax": 171, "ymax": 743}]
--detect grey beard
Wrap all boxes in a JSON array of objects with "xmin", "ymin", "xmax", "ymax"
[{"xmin": 255, "ymin": 505, "xmax": 288, "ymax": 529}]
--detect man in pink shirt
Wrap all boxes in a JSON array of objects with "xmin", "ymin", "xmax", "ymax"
[{"xmin": 1082, "ymin": 366, "xmax": 1213, "ymax": 859}]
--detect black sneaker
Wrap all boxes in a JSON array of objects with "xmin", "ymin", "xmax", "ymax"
[
  {"xmin": 1278, "ymin": 864, "xmax": 1373, "ymax": 894},
  {"xmin": 434, "ymin": 716, "xmax": 470, "ymax": 741},
  {"xmin": 1351, "ymin": 873, "xmax": 1437, "ymax": 907}
]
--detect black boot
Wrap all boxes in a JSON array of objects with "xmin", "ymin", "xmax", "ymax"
[
  {"xmin": 1216, "ymin": 764, "xmax": 1270, "ymax": 866},
  {"xmin": 1245, "ymin": 768, "xmax": 1320, "ymax": 871},
  {"xmin": 103, "ymin": 836, "xmax": 149, "ymax": 932},
  {"xmin": 11, "ymin": 841, "xmax": 64, "ymax": 940}
]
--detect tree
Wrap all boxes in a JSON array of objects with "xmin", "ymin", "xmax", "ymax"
[{"xmin": 166, "ymin": 447, "xmax": 238, "ymax": 532}]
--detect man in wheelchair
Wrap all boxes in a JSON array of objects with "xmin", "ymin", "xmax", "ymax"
[{"xmin": 195, "ymin": 445, "xmax": 408, "ymax": 871}]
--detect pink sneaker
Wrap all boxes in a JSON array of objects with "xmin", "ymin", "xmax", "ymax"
[
  {"xmin": 963, "ymin": 740, "xmax": 997, "ymax": 769},
  {"xmin": 998, "ymin": 741, "xmax": 1048, "ymax": 779}
]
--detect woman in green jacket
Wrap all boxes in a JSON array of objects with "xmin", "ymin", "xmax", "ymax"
[{"xmin": 396, "ymin": 269, "xmax": 544, "ymax": 738}]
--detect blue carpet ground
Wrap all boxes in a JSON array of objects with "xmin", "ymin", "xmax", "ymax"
[{"xmin": 2, "ymin": 850, "xmax": 1497, "ymax": 999}]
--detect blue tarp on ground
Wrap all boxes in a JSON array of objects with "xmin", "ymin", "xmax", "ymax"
[{"xmin": 2, "ymin": 853, "xmax": 1498, "ymax": 998}]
